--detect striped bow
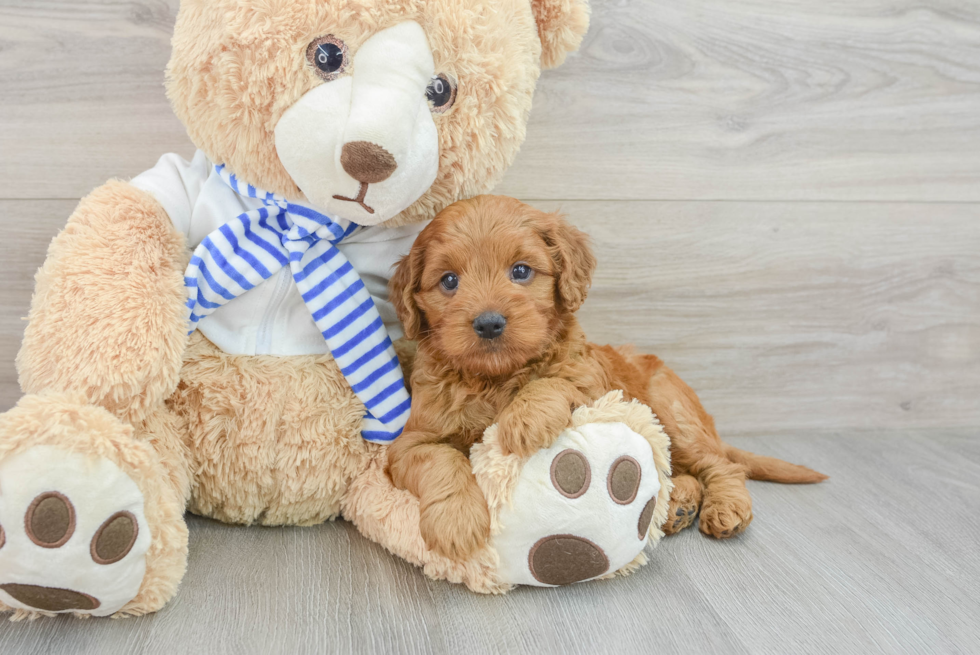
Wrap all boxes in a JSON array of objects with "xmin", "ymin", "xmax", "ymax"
[{"xmin": 183, "ymin": 164, "xmax": 411, "ymax": 443}]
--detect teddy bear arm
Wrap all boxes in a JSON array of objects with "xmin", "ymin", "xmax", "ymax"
[{"xmin": 17, "ymin": 180, "xmax": 189, "ymax": 425}]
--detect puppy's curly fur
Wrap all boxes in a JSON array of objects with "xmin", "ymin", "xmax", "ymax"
[{"xmin": 387, "ymin": 195, "xmax": 826, "ymax": 561}]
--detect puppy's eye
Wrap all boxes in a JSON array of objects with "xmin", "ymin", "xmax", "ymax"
[
  {"xmin": 510, "ymin": 263, "xmax": 534, "ymax": 284},
  {"xmin": 426, "ymin": 75, "xmax": 457, "ymax": 113},
  {"xmin": 306, "ymin": 35, "xmax": 349, "ymax": 81},
  {"xmin": 440, "ymin": 272, "xmax": 459, "ymax": 293}
]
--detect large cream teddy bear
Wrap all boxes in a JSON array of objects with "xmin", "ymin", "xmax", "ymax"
[{"xmin": 0, "ymin": 0, "xmax": 673, "ymax": 618}]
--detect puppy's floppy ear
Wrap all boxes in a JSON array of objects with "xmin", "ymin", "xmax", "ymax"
[
  {"xmin": 533, "ymin": 210, "xmax": 597, "ymax": 313},
  {"xmin": 529, "ymin": 0, "xmax": 591, "ymax": 69},
  {"xmin": 390, "ymin": 233, "xmax": 429, "ymax": 340}
]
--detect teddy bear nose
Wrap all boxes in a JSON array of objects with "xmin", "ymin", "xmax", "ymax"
[
  {"xmin": 340, "ymin": 141, "xmax": 398, "ymax": 184},
  {"xmin": 473, "ymin": 312, "xmax": 507, "ymax": 340}
]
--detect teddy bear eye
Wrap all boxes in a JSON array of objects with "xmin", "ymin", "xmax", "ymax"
[
  {"xmin": 510, "ymin": 263, "xmax": 534, "ymax": 283},
  {"xmin": 306, "ymin": 35, "xmax": 349, "ymax": 81},
  {"xmin": 426, "ymin": 75, "xmax": 457, "ymax": 113},
  {"xmin": 440, "ymin": 272, "xmax": 459, "ymax": 293}
]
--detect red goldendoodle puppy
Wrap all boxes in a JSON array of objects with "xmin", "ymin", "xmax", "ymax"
[{"xmin": 387, "ymin": 195, "xmax": 826, "ymax": 561}]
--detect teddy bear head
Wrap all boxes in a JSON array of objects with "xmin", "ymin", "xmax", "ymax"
[{"xmin": 166, "ymin": 0, "xmax": 589, "ymax": 227}]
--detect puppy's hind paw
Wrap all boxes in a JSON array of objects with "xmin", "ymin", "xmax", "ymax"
[
  {"xmin": 662, "ymin": 474, "xmax": 702, "ymax": 536},
  {"xmin": 698, "ymin": 493, "xmax": 753, "ymax": 539}
]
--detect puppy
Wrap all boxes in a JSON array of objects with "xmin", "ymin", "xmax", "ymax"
[{"xmin": 387, "ymin": 195, "xmax": 826, "ymax": 561}]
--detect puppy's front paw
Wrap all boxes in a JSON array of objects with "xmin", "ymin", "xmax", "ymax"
[
  {"xmin": 497, "ymin": 407, "xmax": 573, "ymax": 459},
  {"xmin": 419, "ymin": 493, "xmax": 491, "ymax": 561},
  {"xmin": 496, "ymin": 383, "xmax": 587, "ymax": 459},
  {"xmin": 497, "ymin": 421, "xmax": 552, "ymax": 459}
]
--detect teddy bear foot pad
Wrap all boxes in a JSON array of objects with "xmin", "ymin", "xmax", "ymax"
[
  {"xmin": 491, "ymin": 421, "xmax": 662, "ymax": 586},
  {"xmin": 0, "ymin": 446, "xmax": 151, "ymax": 617}
]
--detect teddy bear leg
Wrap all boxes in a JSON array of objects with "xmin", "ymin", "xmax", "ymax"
[
  {"xmin": 0, "ymin": 395, "xmax": 189, "ymax": 619},
  {"xmin": 478, "ymin": 393, "xmax": 674, "ymax": 588},
  {"xmin": 487, "ymin": 420, "xmax": 666, "ymax": 586},
  {"xmin": 171, "ymin": 333, "xmax": 372, "ymax": 527},
  {"xmin": 662, "ymin": 474, "xmax": 703, "ymax": 536}
]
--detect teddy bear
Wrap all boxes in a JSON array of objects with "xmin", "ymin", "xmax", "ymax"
[{"xmin": 0, "ymin": 0, "xmax": 675, "ymax": 618}]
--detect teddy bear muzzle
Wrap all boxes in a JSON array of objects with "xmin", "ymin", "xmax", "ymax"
[{"xmin": 275, "ymin": 20, "xmax": 440, "ymax": 226}]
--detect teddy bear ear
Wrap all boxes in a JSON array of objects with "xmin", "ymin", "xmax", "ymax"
[{"xmin": 530, "ymin": 0, "xmax": 591, "ymax": 69}]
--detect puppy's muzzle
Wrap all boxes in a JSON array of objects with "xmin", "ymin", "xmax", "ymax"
[{"xmin": 473, "ymin": 312, "xmax": 506, "ymax": 340}]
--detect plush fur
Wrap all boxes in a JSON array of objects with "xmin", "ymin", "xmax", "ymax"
[
  {"xmin": 2, "ymin": 0, "xmax": 592, "ymax": 617},
  {"xmin": 386, "ymin": 196, "xmax": 827, "ymax": 558},
  {"xmin": 170, "ymin": 334, "xmax": 373, "ymax": 526}
]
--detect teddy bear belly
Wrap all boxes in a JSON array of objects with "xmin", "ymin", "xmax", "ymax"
[{"xmin": 168, "ymin": 333, "xmax": 373, "ymax": 526}]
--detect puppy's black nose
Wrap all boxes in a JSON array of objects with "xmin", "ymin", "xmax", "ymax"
[{"xmin": 473, "ymin": 312, "xmax": 506, "ymax": 340}]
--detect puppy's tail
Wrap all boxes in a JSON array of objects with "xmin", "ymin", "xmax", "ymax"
[{"xmin": 725, "ymin": 445, "xmax": 828, "ymax": 484}]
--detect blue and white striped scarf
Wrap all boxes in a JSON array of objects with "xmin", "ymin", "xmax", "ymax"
[{"xmin": 183, "ymin": 165, "xmax": 410, "ymax": 443}]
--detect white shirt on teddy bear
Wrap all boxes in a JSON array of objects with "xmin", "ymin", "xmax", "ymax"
[{"xmin": 132, "ymin": 150, "xmax": 425, "ymax": 357}]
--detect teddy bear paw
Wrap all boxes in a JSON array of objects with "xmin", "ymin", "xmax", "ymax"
[
  {"xmin": 0, "ymin": 446, "xmax": 151, "ymax": 617},
  {"xmin": 490, "ymin": 422, "xmax": 662, "ymax": 586}
]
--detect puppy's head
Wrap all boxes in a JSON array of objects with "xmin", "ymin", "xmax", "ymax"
[{"xmin": 391, "ymin": 195, "xmax": 596, "ymax": 376}]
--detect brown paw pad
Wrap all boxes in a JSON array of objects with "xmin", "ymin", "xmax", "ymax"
[
  {"xmin": 550, "ymin": 449, "xmax": 591, "ymax": 498},
  {"xmin": 0, "ymin": 523, "xmax": 5, "ymax": 550},
  {"xmin": 528, "ymin": 534, "xmax": 610, "ymax": 585},
  {"xmin": 0, "ymin": 583, "xmax": 101, "ymax": 612},
  {"xmin": 607, "ymin": 456, "xmax": 641, "ymax": 505},
  {"xmin": 25, "ymin": 491, "xmax": 76, "ymax": 548},
  {"xmin": 637, "ymin": 497, "xmax": 657, "ymax": 539},
  {"xmin": 91, "ymin": 511, "xmax": 139, "ymax": 565}
]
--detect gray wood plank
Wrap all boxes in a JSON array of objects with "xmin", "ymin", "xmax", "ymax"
[
  {"xmin": 0, "ymin": 432, "xmax": 977, "ymax": 654},
  {"xmin": 503, "ymin": 0, "xmax": 980, "ymax": 202},
  {"xmin": 0, "ymin": 0, "xmax": 192, "ymax": 199},
  {"xmin": 0, "ymin": 200, "xmax": 76, "ymax": 409},
  {"xmin": 551, "ymin": 200, "xmax": 980, "ymax": 436},
  {"xmin": 3, "ymin": 200, "xmax": 977, "ymax": 436},
  {"xmin": 2, "ymin": 0, "xmax": 979, "ymax": 202}
]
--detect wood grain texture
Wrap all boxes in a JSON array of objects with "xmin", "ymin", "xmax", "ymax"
[
  {"xmin": 0, "ymin": 0, "xmax": 190, "ymax": 199},
  {"xmin": 504, "ymin": 0, "xmax": 980, "ymax": 202},
  {"xmin": 2, "ymin": 0, "xmax": 979, "ymax": 201},
  {"xmin": 3, "ymin": 200, "xmax": 977, "ymax": 435},
  {"xmin": 0, "ymin": 200, "xmax": 76, "ymax": 409},
  {"xmin": 552, "ymin": 200, "xmax": 980, "ymax": 435},
  {"xmin": 0, "ymin": 431, "xmax": 977, "ymax": 654}
]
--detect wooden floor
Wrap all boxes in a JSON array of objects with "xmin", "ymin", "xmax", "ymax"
[{"xmin": 1, "ymin": 0, "xmax": 979, "ymax": 652}]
